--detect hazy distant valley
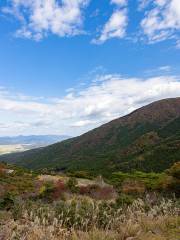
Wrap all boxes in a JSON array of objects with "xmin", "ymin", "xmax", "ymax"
[{"xmin": 0, "ymin": 135, "xmax": 70, "ymax": 155}]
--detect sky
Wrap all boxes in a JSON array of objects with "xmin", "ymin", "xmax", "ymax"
[{"xmin": 0, "ymin": 0, "xmax": 180, "ymax": 137}]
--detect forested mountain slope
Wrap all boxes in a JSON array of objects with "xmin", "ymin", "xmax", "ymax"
[{"xmin": 0, "ymin": 98, "xmax": 180, "ymax": 174}]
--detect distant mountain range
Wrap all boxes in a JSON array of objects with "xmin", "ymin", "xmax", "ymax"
[
  {"xmin": 0, "ymin": 135, "xmax": 71, "ymax": 145},
  {"xmin": 1, "ymin": 98, "xmax": 180, "ymax": 174}
]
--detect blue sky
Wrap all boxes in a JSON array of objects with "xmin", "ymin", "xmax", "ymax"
[{"xmin": 0, "ymin": 0, "xmax": 180, "ymax": 136}]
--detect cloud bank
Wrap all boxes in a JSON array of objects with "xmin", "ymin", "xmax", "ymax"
[
  {"xmin": 2, "ymin": 0, "xmax": 89, "ymax": 40},
  {"xmin": 0, "ymin": 73, "xmax": 180, "ymax": 136}
]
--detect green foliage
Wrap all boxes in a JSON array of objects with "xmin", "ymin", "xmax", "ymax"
[
  {"xmin": 0, "ymin": 164, "xmax": 36, "ymax": 198},
  {"xmin": 108, "ymin": 171, "xmax": 164, "ymax": 191},
  {"xmin": 39, "ymin": 181, "xmax": 55, "ymax": 201},
  {"xmin": 66, "ymin": 177, "xmax": 78, "ymax": 193},
  {"xmin": 0, "ymin": 192, "xmax": 15, "ymax": 210},
  {"xmin": 166, "ymin": 162, "xmax": 180, "ymax": 179},
  {"xmin": 116, "ymin": 194, "xmax": 134, "ymax": 206},
  {"xmin": 162, "ymin": 162, "xmax": 180, "ymax": 196},
  {"xmin": 67, "ymin": 171, "xmax": 94, "ymax": 179}
]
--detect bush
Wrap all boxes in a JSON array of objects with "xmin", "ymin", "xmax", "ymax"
[
  {"xmin": 166, "ymin": 162, "xmax": 180, "ymax": 179},
  {"xmin": 116, "ymin": 194, "xmax": 134, "ymax": 206},
  {"xmin": 121, "ymin": 180, "xmax": 146, "ymax": 195},
  {"xmin": 67, "ymin": 171, "xmax": 93, "ymax": 179},
  {"xmin": 39, "ymin": 181, "xmax": 55, "ymax": 201},
  {"xmin": 161, "ymin": 162, "xmax": 180, "ymax": 196},
  {"xmin": 91, "ymin": 185, "xmax": 116, "ymax": 200},
  {"xmin": 66, "ymin": 177, "xmax": 78, "ymax": 193},
  {"xmin": 0, "ymin": 192, "xmax": 15, "ymax": 210},
  {"xmin": 52, "ymin": 180, "xmax": 66, "ymax": 200},
  {"xmin": 79, "ymin": 185, "xmax": 91, "ymax": 195},
  {"xmin": 79, "ymin": 184, "xmax": 116, "ymax": 200}
]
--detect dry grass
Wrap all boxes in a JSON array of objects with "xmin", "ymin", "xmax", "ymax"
[
  {"xmin": 37, "ymin": 175, "xmax": 101, "ymax": 187},
  {"xmin": 38, "ymin": 174, "xmax": 68, "ymax": 183},
  {"xmin": 0, "ymin": 198, "xmax": 179, "ymax": 240}
]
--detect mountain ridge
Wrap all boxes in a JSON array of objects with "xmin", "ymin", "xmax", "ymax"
[{"xmin": 1, "ymin": 97, "xmax": 180, "ymax": 173}]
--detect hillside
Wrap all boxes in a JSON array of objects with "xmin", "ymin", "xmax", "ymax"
[
  {"xmin": 1, "ymin": 161, "xmax": 179, "ymax": 240},
  {"xmin": 0, "ymin": 97, "xmax": 180, "ymax": 174}
]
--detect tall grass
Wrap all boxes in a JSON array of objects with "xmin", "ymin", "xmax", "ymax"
[{"xmin": 0, "ymin": 197, "xmax": 179, "ymax": 240}]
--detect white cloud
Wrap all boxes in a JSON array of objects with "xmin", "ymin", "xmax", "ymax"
[
  {"xmin": 2, "ymin": 0, "xmax": 180, "ymax": 46},
  {"xmin": 93, "ymin": 0, "xmax": 128, "ymax": 44},
  {"xmin": 111, "ymin": 0, "xmax": 127, "ymax": 6},
  {"xmin": 0, "ymin": 73, "xmax": 180, "ymax": 136},
  {"xmin": 71, "ymin": 119, "xmax": 96, "ymax": 127},
  {"xmin": 176, "ymin": 39, "xmax": 180, "ymax": 48},
  {"xmin": 158, "ymin": 65, "xmax": 171, "ymax": 72},
  {"xmin": 144, "ymin": 65, "xmax": 172, "ymax": 76},
  {"xmin": 93, "ymin": 9, "xmax": 128, "ymax": 44},
  {"xmin": 141, "ymin": 0, "xmax": 180, "ymax": 43},
  {"xmin": 138, "ymin": 0, "xmax": 151, "ymax": 10},
  {"xmin": 3, "ymin": 0, "xmax": 89, "ymax": 40}
]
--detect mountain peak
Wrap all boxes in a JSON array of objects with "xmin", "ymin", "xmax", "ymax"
[{"xmin": 117, "ymin": 97, "xmax": 180, "ymax": 125}]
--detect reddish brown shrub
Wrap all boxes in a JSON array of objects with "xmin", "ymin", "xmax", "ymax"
[
  {"xmin": 52, "ymin": 180, "xmax": 66, "ymax": 200},
  {"xmin": 122, "ymin": 180, "xmax": 145, "ymax": 194},
  {"xmin": 0, "ymin": 165, "xmax": 5, "ymax": 177},
  {"xmin": 79, "ymin": 184, "xmax": 116, "ymax": 200},
  {"xmin": 91, "ymin": 186, "xmax": 116, "ymax": 200},
  {"xmin": 79, "ymin": 186, "xmax": 90, "ymax": 195},
  {"xmin": 0, "ymin": 185, "xmax": 5, "ymax": 198}
]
